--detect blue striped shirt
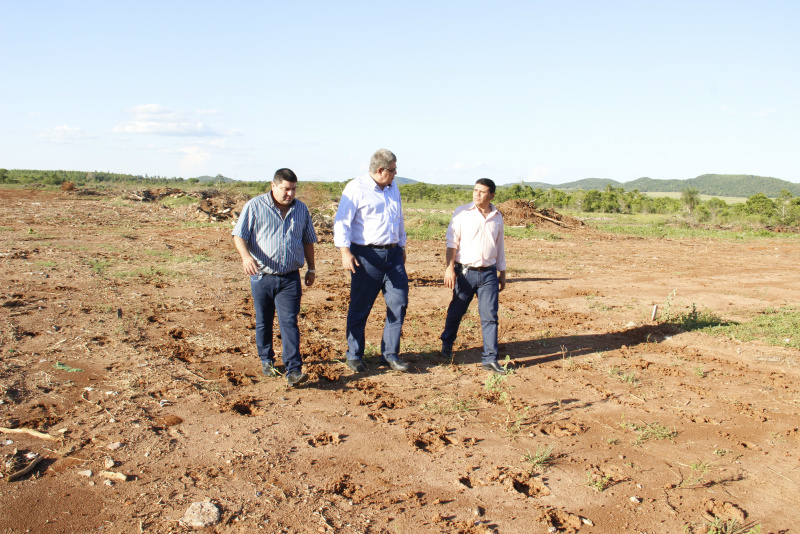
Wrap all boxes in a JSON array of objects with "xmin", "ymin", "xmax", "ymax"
[{"xmin": 232, "ymin": 193, "xmax": 317, "ymax": 275}]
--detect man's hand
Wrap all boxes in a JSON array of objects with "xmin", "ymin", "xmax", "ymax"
[
  {"xmin": 499, "ymin": 270, "xmax": 506, "ymax": 292},
  {"xmin": 443, "ymin": 265, "xmax": 456, "ymax": 289},
  {"xmin": 304, "ymin": 271, "xmax": 316, "ymax": 286},
  {"xmin": 340, "ymin": 247, "xmax": 360, "ymax": 273},
  {"xmin": 241, "ymin": 256, "xmax": 259, "ymax": 276}
]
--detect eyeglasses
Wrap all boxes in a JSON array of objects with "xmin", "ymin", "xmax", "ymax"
[{"xmin": 383, "ymin": 167, "xmax": 398, "ymax": 174}]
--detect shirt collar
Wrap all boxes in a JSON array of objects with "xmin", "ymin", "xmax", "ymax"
[
  {"xmin": 467, "ymin": 202, "xmax": 496, "ymax": 214},
  {"xmin": 267, "ymin": 192, "xmax": 295, "ymax": 211}
]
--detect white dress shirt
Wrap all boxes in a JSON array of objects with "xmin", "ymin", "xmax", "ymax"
[
  {"xmin": 334, "ymin": 173, "xmax": 407, "ymax": 248},
  {"xmin": 446, "ymin": 202, "xmax": 506, "ymax": 270}
]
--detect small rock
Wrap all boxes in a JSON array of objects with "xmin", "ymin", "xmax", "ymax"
[
  {"xmin": 180, "ymin": 502, "xmax": 221, "ymax": 528},
  {"xmin": 582, "ymin": 517, "xmax": 594, "ymax": 526},
  {"xmin": 104, "ymin": 480, "xmax": 113, "ymax": 486},
  {"xmin": 107, "ymin": 442, "xmax": 123, "ymax": 450},
  {"xmin": 77, "ymin": 470, "xmax": 93, "ymax": 477},
  {"xmin": 630, "ymin": 496, "xmax": 641, "ymax": 503},
  {"xmin": 104, "ymin": 458, "xmax": 115, "ymax": 469}
]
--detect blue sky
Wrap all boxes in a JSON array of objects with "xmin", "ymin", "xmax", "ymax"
[{"xmin": 1, "ymin": 1, "xmax": 797, "ymax": 185}]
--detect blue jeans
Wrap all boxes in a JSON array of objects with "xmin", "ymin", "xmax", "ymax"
[
  {"xmin": 250, "ymin": 271, "xmax": 302, "ymax": 373},
  {"xmin": 440, "ymin": 266, "xmax": 499, "ymax": 364},
  {"xmin": 346, "ymin": 244, "xmax": 408, "ymax": 362}
]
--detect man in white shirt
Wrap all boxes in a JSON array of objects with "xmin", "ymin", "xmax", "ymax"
[
  {"xmin": 440, "ymin": 178, "xmax": 508, "ymax": 374},
  {"xmin": 333, "ymin": 149, "xmax": 410, "ymax": 373}
]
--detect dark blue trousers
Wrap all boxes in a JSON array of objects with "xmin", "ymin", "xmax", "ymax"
[
  {"xmin": 346, "ymin": 244, "xmax": 408, "ymax": 362},
  {"xmin": 250, "ymin": 271, "xmax": 302, "ymax": 373},
  {"xmin": 440, "ymin": 266, "xmax": 499, "ymax": 364}
]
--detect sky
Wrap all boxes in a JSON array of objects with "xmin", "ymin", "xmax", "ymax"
[{"xmin": 1, "ymin": 0, "xmax": 798, "ymax": 185}]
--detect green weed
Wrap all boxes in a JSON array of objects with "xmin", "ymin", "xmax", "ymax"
[
  {"xmin": 585, "ymin": 472, "xmax": 613, "ymax": 492},
  {"xmin": 620, "ymin": 416, "xmax": 677, "ymax": 444},
  {"xmin": 699, "ymin": 518, "xmax": 762, "ymax": 534},
  {"xmin": 708, "ymin": 306, "xmax": 800, "ymax": 350},
  {"xmin": 521, "ymin": 444, "xmax": 555, "ymax": 472},
  {"xmin": 422, "ymin": 395, "xmax": 476, "ymax": 415}
]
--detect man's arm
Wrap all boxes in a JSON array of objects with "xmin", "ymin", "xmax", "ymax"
[
  {"xmin": 498, "ymin": 270, "xmax": 506, "ymax": 292},
  {"xmin": 443, "ymin": 247, "xmax": 457, "ymax": 289},
  {"xmin": 340, "ymin": 247, "xmax": 360, "ymax": 273},
  {"xmin": 303, "ymin": 242, "xmax": 316, "ymax": 286},
  {"xmin": 233, "ymin": 236, "xmax": 259, "ymax": 275}
]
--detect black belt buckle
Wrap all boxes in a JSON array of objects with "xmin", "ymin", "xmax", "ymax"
[{"xmin": 367, "ymin": 243, "xmax": 397, "ymax": 249}]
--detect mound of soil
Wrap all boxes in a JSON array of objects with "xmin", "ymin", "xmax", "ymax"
[{"xmin": 497, "ymin": 199, "xmax": 584, "ymax": 229}]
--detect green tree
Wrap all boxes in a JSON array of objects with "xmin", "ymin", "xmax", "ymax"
[
  {"xmin": 745, "ymin": 193, "xmax": 776, "ymax": 221},
  {"xmin": 681, "ymin": 187, "xmax": 700, "ymax": 217}
]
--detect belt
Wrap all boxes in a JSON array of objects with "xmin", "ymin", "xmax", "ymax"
[
  {"xmin": 259, "ymin": 269, "xmax": 299, "ymax": 277},
  {"xmin": 456, "ymin": 262, "xmax": 495, "ymax": 272},
  {"xmin": 365, "ymin": 243, "xmax": 397, "ymax": 249}
]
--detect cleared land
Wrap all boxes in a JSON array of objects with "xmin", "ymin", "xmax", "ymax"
[{"xmin": 1, "ymin": 188, "xmax": 798, "ymax": 534}]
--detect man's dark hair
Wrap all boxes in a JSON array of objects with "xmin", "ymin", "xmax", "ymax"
[
  {"xmin": 475, "ymin": 178, "xmax": 496, "ymax": 194},
  {"xmin": 273, "ymin": 168, "xmax": 298, "ymax": 183}
]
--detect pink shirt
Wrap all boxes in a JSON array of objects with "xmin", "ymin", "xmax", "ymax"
[{"xmin": 446, "ymin": 203, "xmax": 506, "ymax": 271}]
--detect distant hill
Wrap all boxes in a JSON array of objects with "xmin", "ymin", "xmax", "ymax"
[
  {"xmin": 394, "ymin": 176, "xmax": 418, "ymax": 185},
  {"xmin": 192, "ymin": 174, "xmax": 237, "ymax": 183},
  {"xmin": 517, "ymin": 174, "xmax": 800, "ymax": 197}
]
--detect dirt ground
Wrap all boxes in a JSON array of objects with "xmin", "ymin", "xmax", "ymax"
[{"xmin": 1, "ymin": 188, "xmax": 798, "ymax": 534}]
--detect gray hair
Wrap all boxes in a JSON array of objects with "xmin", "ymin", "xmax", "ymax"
[{"xmin": 369, "ymin": 149, "xmax": 397, "ymax": 173}]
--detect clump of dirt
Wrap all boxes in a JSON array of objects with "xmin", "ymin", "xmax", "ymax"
[{"xmin": 497, "ymin": 199, "xmax": 584, "ymax": 229}]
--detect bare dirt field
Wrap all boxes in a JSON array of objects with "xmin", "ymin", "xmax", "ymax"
[{"xmin": 1, "ymin": 188, "xmax": 798, "ymax": 534}]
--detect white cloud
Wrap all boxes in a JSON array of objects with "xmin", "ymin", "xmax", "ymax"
[
  {"xmin": 112, "ymin": 104, "xmax": 227, "ymax": 136},
  {"xmin": 752, "ymin": 108, "xmax": 776, "ymax": 117},
  {"xmin": 196, "ymin": 109, "xmax": 222, "ymax": 115},
  {"xmin": 179, "ymin": 145, "xmax": 212, "ymax": 175},
  {"xmin": 38, "ymin": 124, "xmax": 95, "ymax": 143}
]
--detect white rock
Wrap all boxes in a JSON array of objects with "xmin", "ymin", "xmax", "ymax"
[
  {"xmin": 180, "ymin": 502, "xmax": 221, "ymax": 528},
  {"xmin": 104, "ymin": 458, "xmax": 115, "ymax": 469},
  {"xmin": 107, "ymin": 442, "xmax": 123, "ymax": 450},
  {"xmin": 630, "ymin": 496, "xmax": 642, "ymax": 503},
  {"xmin": 77, "ymin": 470, "xmax": 93, "ymax": 477}
]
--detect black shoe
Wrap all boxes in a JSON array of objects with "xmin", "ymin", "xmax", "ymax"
[
  {"xmin": 441, "ymin": 345, "xmax": 453, "ymax": 359},
  {"xmin": 286, "ymin": 371, "xmax": 308, "ymax": 387},
  {"xmin": 381, "ymin": 358, "xmax": 409, "ymax": 372},
  {"xmin": 261, "ymin": 361, "xmax": 278, "ymax": 377},
  {"xmin": 482, "ymin": 361, "xmax": 507, "ymax": 375},
  {"xmin": 346, "ymin": 360, "xmax": 366, "ymax": 373}
]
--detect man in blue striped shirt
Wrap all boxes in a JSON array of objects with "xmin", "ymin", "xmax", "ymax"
[
  {"xmin": 334, "ymin": 149, "xmax": 410, "ymax": 373},
  {"xmin": 232, "ymin": 168, "xmax": 318, "ymax": 387}
]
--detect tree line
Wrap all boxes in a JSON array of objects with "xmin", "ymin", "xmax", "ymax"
[
  {"xmin": 399, "ymin": 182, "xmax": 800, "ymax": 226},
  {"xmin": 3, "ymin": 169, "xmax": 800, "ymax": 225}
]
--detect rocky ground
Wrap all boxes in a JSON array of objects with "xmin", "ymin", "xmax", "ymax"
[{"xmin": 1, "ymin": 187, "xmax": 798, "ymax": 534}]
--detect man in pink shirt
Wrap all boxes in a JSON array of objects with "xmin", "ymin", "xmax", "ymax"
[{"xmin": 440, "ymin": 178, "xmax": 508, "ymax": 374}]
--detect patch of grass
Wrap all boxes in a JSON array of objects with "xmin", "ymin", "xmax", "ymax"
[
  {"xmin": 0, "ymin": 226, "xmax": 13, "ymax": 231},
  {"xmin": 707, "ymin": 306, "xmax": 800, "ymax": 350},
  {"xmin": 114, "ymin": 266, "xmax": 183, "ymax": 282},
  {"xmin": 160, "ymin": 195, "xmax": 200, "ymax": 207},
  {"xmin": 694, "ymin": 366, "xmax": 706, "ymax": 378},
  {"xmin": 504, "ymin": 226, "xmax": 562, "ymax": 240},
  {"xmin": 86, "ymin": 258, "xmax": 113, "ymax": 274},
  {"xmin": 403, "ymin": 212, "xmax": 451, "ymax": 240},
  {"xmin": 698, "ymin": 519, "xmax": 762, "ymax": 534},
  {"xmin": 521, "ymin": 444, "xmax": 555, "ymax": 472},
  {"xmin": 608, "ymin": 366, "xmax": 638, "ymax": 384},
  {"xmin": 585, "ymin": 472, "xmax": 613, "ymax": 492},
  {"xmin": 620, "ymin": 416, "xmax": 677, "ymax": 444},
  {"xmin": 35, "ymin": 260, "xmax": 58, "ymax": 268},
  {"xmin": 182, "ymin": 221, "xmax": 227, "ymax": 229},
  {"xmin": 422, "ymin": 395, "xmax": 476, "ymax": 415}
]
